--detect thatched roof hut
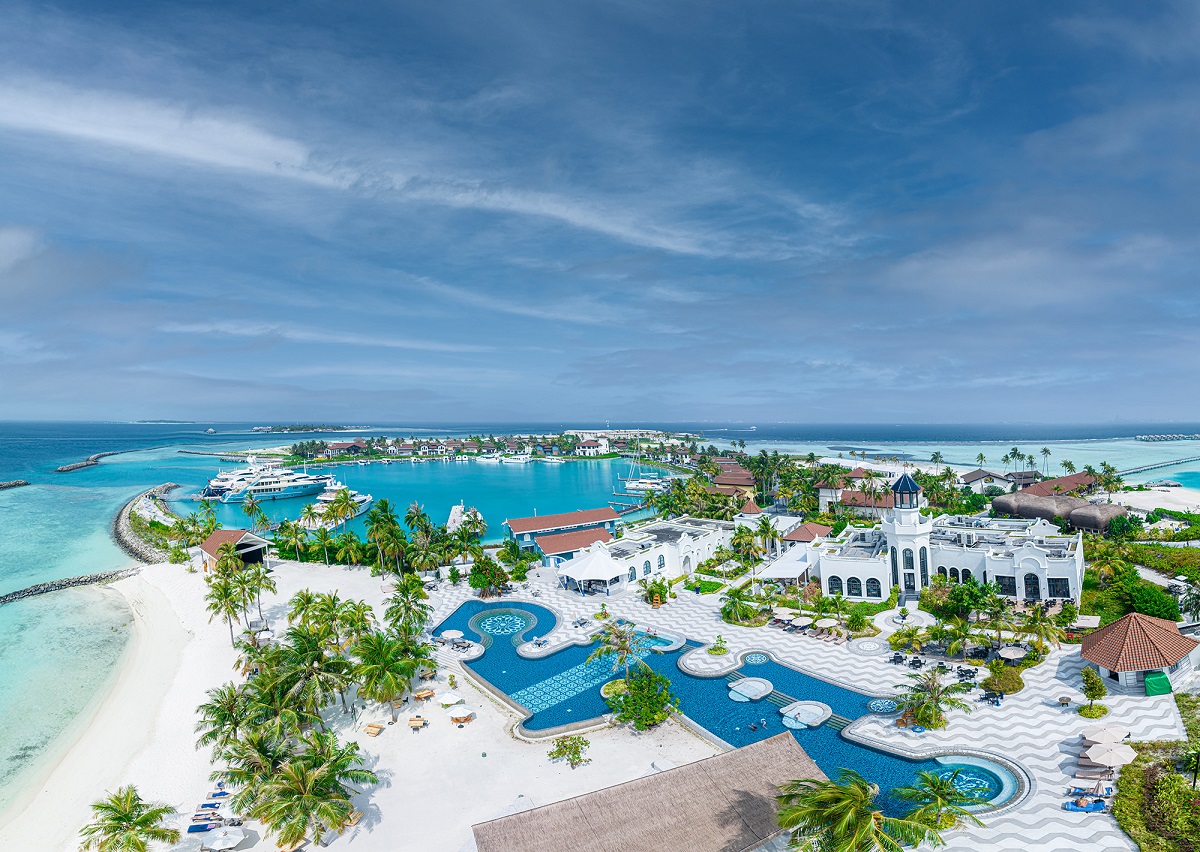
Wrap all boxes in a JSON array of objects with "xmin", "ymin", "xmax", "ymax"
[
  {"xmin": 471, "ymin": 734, "xmax": 824, "ymax": 852},
  {"xmin": 1068, "ymin": 503, "xmax": 1128, "ymax": 534},
  {"xmin": 990, "ymin": 492, "xmax": 1087, "ymax": 522}
]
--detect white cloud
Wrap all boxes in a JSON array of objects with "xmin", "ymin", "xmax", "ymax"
[
  {"xmin": 159, "ymin": 320, "xmax": 487, "ymax": 353},
  {"xmin": 0, "ymin": 79, "xmax": 337, "ymax": 185}
]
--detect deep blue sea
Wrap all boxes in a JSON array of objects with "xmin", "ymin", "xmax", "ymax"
[{"xmin": 1, "ymin": 420, "xmax": 1199, "ymax": 814}]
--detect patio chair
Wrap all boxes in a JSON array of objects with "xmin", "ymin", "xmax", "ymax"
[{"xmin": 1068, "ymin": 784, "xmax": 1113, "ymax": 797}]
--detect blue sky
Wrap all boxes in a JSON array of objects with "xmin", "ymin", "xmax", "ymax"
[{"xmin": 0, "ymin": 1, "xmax": 1196, "ymax": 423}]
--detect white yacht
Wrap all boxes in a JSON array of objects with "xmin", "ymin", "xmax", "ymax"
[
  {"xmin": 209, "ymin": 459, "xmax": 332, "ymax": 503},
  {"xmin": 301, "ymin": 480, "xmax": 374, "ymax": 529}
]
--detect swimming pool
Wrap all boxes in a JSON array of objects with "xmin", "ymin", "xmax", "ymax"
[{"xmin": 435, "ymin": 601, "xmax": 1020, "ymax": 815}]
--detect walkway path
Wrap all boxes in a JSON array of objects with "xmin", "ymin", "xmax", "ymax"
[{"xmin": 422, "ymin": 571, "xmax": 1186, "ymax": 852}]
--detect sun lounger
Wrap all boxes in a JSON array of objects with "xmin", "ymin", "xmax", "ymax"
[
  {"xmin": 206, "ymin": 791, "xmax": 230, "ymax": 799},
  {"xmin": 363, "ymin": 723, "xmax": 385, "ymax": 737},
  {"xmin": 197, "ymin": 801, "xmax": 220, "ymax": 809},
  {"xmin": 1074, "ymin": 767, "xmax": 1113, "ymax": 779},
  {"xmin": 348, "ymin": 810, "xmax": 363, "ymax": 827},
  {"xmin": 1063, "ymin": 800, "xmax": 1107, "ymax": 813},
  {"xmin": 187, "ymin": 823, "xmax": 218, "ymax": 833},
  {"xmin": 1077, "ymin": 757, "xmax": 1109, "ymax": 769},
  {"xmin": 833, "ymin": 634, "xmax": 848, "ymax": 646},
  {"xmin": 1069, "ymin": 784, "xmax": 1113, "ymax": 797}
]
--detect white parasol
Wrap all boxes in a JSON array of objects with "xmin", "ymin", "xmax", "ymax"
[
  {"xmin": 437, "ymin": 691, "xmax": 465, "ymax": 706},
  {"xmin": 1084, "ymin": 742, "xmax": 1137, "ymax": 767}
]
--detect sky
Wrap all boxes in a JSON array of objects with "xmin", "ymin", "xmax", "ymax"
[{"xmin": 0, "ymin": 1, "xmax": 1197, "ymax": 424}]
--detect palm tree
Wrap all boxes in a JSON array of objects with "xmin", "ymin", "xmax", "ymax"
[
  {"xmin": 276, "ymin": 520, "xmax": 309, "ymax": 562},
  {"xmin": 944, "ymin": 617, "xmax": 979, "ymax": 661},
  {"xmin": 1040, "ymin": 447, "xmax": 1052, "ymax": 475},
  {"xmin": 243, "ymin": 560, "xmax": 276, "ymax": 621},
  {"xmin": 406, "ymin": 529, "xmax": 443, "ymax": 574},
  {"xmin": 253, "ymin": 761, "xmax": 353, "ymax": 848},
  {"xmin": 1061, "ymin": 460, "xmax": 1077, "ymax": 475},
  {"xmin": 1180, "ymin": 586, "xmax": 1200, "ymax": 622},
  {"xmin": 894, "ymin": 670, "xmax": 974, "ymax": 729},
  {"xmin": 384, "ymin": 577, "xmax": 433, "ymax": 637},
  {"xmin": 334, "ymin": 531, "xmax": 364, "ymax": 566},
  {"xmin": 241, "ymin": 493, "xmax": 261, "ymax": 526},
  {"xmin": 720, "ymin": 584, "xmax": 758, "ymax": 623},
  {"xmin": 891, "ymin": 625, "xmax": 924, "ymax": 653},
  {"xmin": 194, "ymin": 682, "xmax": 250, "ymax": 750},
  {"xmin": 310, "ymin": 527, "xmax": 334, "ymax": 565},
  {"xmin": 975, "ymin": 453, "xmax": 986, "ymax": 467},
  {"xmin": 776, "ymin": 768, "xmax": 942, "ymax": 852},
  {"xmin": 756, "ymin": 515, "xmax": 780, "ymax": 558},
  {"xmin": 205, "ymin": 576, "xmax": 243, "ymax": 646},
  {"xmin": 1020, "ymin": 608, "xmax": 1066, "ymax": 653},
  {"xmin": 214, "ymin": 540, "xmax": 243, "ymax": 577},
  {"xmin": 930, "ymin": 452, "xmax": 945, "ymax": 473},
  {"xmin": 587, "ymin": 620, "xmax": 657, "ymax": 679},
  {"xmin": 354, "ymin": 631, "xmax": 418, "ymax": 721},
  {"xmin": 280, "ymin": 625, "xmax": 353, "ymax": 715},
  {"xmin": 79, "ymin": 785, "xmax": 180, "ymax": 852},
  {"xmin": 300, "ymin": 502, "xmax": 320, "ymax": 529},
  {"xmin": 212, "ymin": 729, "xmax": 291, "ymax": 816},
  {"xmin": 404, "ymin": 501, "xmax": 432, "ymax": 534},
  {"xmin": 892, "ymin": 769, "xmax": 987, "ymax": 829}
]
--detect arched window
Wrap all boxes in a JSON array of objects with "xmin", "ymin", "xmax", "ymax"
[
  {"xmin": 643, "ymin": 560, "xmax": 652, "ymax": 577},
  {"xmin": 937, "ymin": 567, "xmax": 948, "ymax": 578},
  {"xmin": 847, "ymin": 577, "xmax": 862, "ymax": 597},
  {"xmin": 890, "ymin": 547, "xmax": 899, "ymax": 587},
  {"xmin": 1023, "ymin": 573, "xmax": 1041, "ymax": 600},
  {"xmin": 657, "ymin": 555, "xmax": 666, "ymax": 571},
  {"xmin": 903, "ymin": 549, "xmax": 914, "ymax": 572},
  {"xmin": 827, "ymin": 576, "xmax": 843, "ymax": 595},
  {"xmin": 962, "ymin": 569, "xmax": 973, "ymax": 584},
  {"xmin": 628, "ymin": 566, "xmax": 636, "ymax": 582},
  {"xmin": 866, "ymin": 578, "xmax": 882, "ymax": 598},
  {"xmin": 950, "ymin": 567, "xmax": 960, "ymax": 584},
  {"xmin": 920, "ymin": 547, "xmax": 928, "ymax": 573}
]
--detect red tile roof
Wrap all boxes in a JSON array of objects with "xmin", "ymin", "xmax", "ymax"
[
  {"xmin": 1081, "ymin": 612, "xmax": 1198, "ymax": 672},
  {"xmin": 1021, "ymin": 472, "xmax": 1096, "ymax": 497},
  {"xmin": 714, "ymin": 472, "xmax": 755, "ymax": 486},
  {"xmin": 740, "ymin": 499, "xmax": 762, "ymax": 514},
  {"xmin": 783, "ymin": 522, "xmax": 833, "ymax": 543},
  {"xmin": 702, "ymin": 485, "xmax": 741, "ymax": 497},
  {"xmin": 505, "ymin": 508, "xmax": 619, "ymax": 535},
  {"xmin": 199, "ymin": 529, "xmax": 266, "ymax": 559},
  {"xmin": 534, "ymin": 528, "xmax": 614, "ymax": 556},
  {"xmin": 839, "ymin": 490, "xmax": 895, "ymax": 508}
]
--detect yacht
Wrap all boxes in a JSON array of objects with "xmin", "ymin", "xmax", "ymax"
[
  {"xmin": 624, "ymin": 477, "xmax": 668, "ymax": 493},
  {"xmin": 212, "ymin": 459, "xmax": 333, "ymax": 503},
  {"xmin": 301, "ymin": 480, "xmax": 374, "ymax": 529},
  {"xmin": 501, "ymin": 453, "xmax": 531, "ymax": 464}
]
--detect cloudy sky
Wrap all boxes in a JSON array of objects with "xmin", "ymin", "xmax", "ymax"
[{"xmin": 0, "ymin": 1, "xmax": 1196, "ymax": 423}]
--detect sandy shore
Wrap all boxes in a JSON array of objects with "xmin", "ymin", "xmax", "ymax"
[
  {"xmin": 1108, "ymin": 484, "xmax": 1200, "ymax": 515},
  {"xmin": 0, "ymin": 560, "xmax": 719, "ymax": 851}
]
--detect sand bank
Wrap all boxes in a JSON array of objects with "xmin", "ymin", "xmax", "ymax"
[
  {"xmin": 0, "ymin": 560, "xmax": 719, "ymax": 851},
  {"xmin": 1109, "ymin": 484, "xmax": 1200, "ymax": 514}
]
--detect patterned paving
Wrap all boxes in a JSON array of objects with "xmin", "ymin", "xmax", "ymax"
[{"xmin": 422, "ymin": 574, "xmax": 1188, "ymax": 852}]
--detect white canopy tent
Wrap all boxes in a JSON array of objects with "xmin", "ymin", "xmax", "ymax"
[
  {"xmin": 556, "ymin": 547, "xmax": 628, "ymax": 596},
  {"xmin": 755, "ymin": 547, "xmax": 812, "ymax": 582}
]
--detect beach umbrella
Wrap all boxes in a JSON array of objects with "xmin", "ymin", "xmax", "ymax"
[
  {"xmin": 203, "ymin": 826, "xmax": 245, "ymax": 851},
  {"xmin": 1082, "ymin": 725, "xmax": 1128, "ymax": 744},
  {"xmin": 440, "ymin": 629, "xmax": 463, "ymax": 640},
  {"xmin": 814, "ymin": 618, "xmax": 838, "ymax": 629},
  {"xmin": 790, "ymin": 616, "xmax": 813, "ymax": 627},
  {"xmin": 437, "ymin": 691, "xmax": 465, "ymax": 706},
  {"xmin": 997, "ymin": 646, "xmax": 1026, "ymax": 661},
  {"xmin": 1085, "ymin": 743, "xmax": 1137, "ymax": 767},
  {"xmin": 446, "ymin": 705, "xmax": 475, "ymax": 721}
]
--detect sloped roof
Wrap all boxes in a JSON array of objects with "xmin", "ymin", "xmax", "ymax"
[
  {"xmin": 840, "ymin": 490, "xmax": 895, "ymax": 508},
  {"xmin": 739, "ymin": 498, "xmax": 762, "ymax": 514},
  {"xmin": 505, "ymin": 508, "xmax": 619, "ymax": 535},
  {"xmin": 199, "ymin": 529, "xmax": 268, "ymax": 559},
  {"xmin": 472, "ymin": 734, "xmax": 824, "ymax": 852},
  {"xmin": 783, "ymin": 522, "xmax": 833, "ymax": 543},
  {"xmin": 891, "ymin": 472, "xmax": 921, "ymax": 493},
  {"xmin": 960, "ymin": 468, "xmax": 1010, "ymax": 483},
  {"xmin": 714, "ymin": 472, "xmax": 755, "ymax": 486},
  {"xmin": 1081, "ymin": 612, "xmax": 1199, "ymax": 672},
  {"xmin": 534, "ymin": 528, "xmax": 614, "ymax": 556},
  {"xmin": 1022, "ymin": 472, "xmax": 1096, "ymax": 497}
]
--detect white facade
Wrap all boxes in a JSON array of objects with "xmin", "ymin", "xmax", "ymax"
[
  {"xmin": 602, "ymin": 517, "xmax": 734, "ymax": 586},
  {"xmin": 806, "ymin": 478, "xmax": 1086, "ymax": 604}
]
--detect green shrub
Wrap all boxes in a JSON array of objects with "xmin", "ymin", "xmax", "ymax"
[
  {"xmin": 980, "ymin": 667, "xmax": 1025, "ymax": 694},
  {"xmin": 547, "ymin": 735, "xmax": 591, "ymax": 769},
  {"xmin": 1081, "ymin": 665, "xmax": 1109, "ymax": 707},
  {"xmin": 605, "ymin": 670, "xmax": 678, "ymax": 730},
  {"xmin": 1130, "ymin": 583, "xmax": 1181, "ymax": 621},
  {"xmin": 1078, "ymin": 703, "xmax": 1110, "ymax": 719}
]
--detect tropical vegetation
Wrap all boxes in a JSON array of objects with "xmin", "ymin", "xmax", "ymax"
[{"xmin": 78, "ymin": 785, "xmax": 180, "ymax": 852}]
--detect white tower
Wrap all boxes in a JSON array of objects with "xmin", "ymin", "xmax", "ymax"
[{"xmin": 881, "ymin": 473, "xmax": 932, "ymax": 599}]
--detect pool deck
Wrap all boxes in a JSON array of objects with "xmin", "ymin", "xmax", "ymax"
[{"xmin": 427, "ymin": 569, "xmax": 1188, "ymax": 852}]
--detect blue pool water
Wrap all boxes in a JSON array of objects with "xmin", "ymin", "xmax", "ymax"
[{"xmin": 438, "ymin": 601, "xmax": 1015, "ymax": 815}]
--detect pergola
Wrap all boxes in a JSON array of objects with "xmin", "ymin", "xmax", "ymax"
[{"xmin": 555, "ymin": 547, "xmax": 626, "ymax": 596}]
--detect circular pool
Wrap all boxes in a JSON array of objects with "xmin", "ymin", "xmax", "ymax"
[
  {"xmin": 934, "ymin": 756, "xmax": 1019, "ymax": 806},
  {"xmin": 867, "ymin": 698, "xmax": 897, "ymax": 714}
]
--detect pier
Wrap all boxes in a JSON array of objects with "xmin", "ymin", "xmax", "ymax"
[
  {"xmin": 0, "ymin": 480, "xmax": 31, "ymax": 490},
  {"xmin": 1135, "ymin": 434, "xmax": 1200, "ymax": 442},
  {"xmin": 1118, "ymin": 455, "xmax": 1200, "ymax": 476},
  {"xmin": 112, "ymin": 483, "xmax": 178, "ymax": 563}
]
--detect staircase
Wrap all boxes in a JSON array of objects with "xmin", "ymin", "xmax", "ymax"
[{"xmin": 824, "ymin": 714, "xmax": 852, "ymax": 732}]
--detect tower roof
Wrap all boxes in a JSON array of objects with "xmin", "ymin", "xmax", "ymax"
[{"xmin": 891, "ymin": 473, "xmax": 921, "ymax": 494}]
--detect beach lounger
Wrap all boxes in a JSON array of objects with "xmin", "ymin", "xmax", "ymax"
[
  {"xmin": 187, "ymin": 823, "xmax": 218, "ymax": 833},
  {"xmin": 833, "ymin": 635, "xmax": 848, "ymax": 646},
  {"xmin": 1063, "ymin": 800, "xmax": 1107, "ymax": 813},
  {"xmin": 348, "ymin": 810, "xmax": 363, "ymax": 827},
  {"xmin": 363, "ymin": 723, "xmax": 385, "ymax": 737},
  {"xmin": 1074, "ymin": 767, "xmax": 1113, "ymax": 780},
  {"xmin": 206, "ymin": 791, "xmax": 230, "ymax": 799},
  {"xmin": 197, "ymin": 801, "xmax": 221, "ymax": 809},
  {"xmin": 1069, "ymin": 784, "xmax": 1113, "ymax": 797}
]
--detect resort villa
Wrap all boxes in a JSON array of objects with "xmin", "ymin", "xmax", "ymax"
[
  {"xmin": 197, "ymin": 529, "xmax": 270, "ymax": 572},
  {"xmin": 1081, "ymin": 612, "xmax": 1200, "ymax": 693},
  {"xmin": 504, "ymin": 508, "xmax": 621, "ymax": 563},
  {"xmin": 958, "ymin": 468, "xmax": 1015, "ymax": 494},
  {"xmin": 759, "ymin": 475, "xmax": 1086, "ymax": 604}
]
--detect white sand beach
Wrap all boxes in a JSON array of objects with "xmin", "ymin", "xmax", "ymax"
[
  {"xmin": 1107, "ymin": 485, "xmax": 1200, "ymax": 515},
  {"xmin": 0, "ymin": 560, "xmax": 719, "ymax": 852}
]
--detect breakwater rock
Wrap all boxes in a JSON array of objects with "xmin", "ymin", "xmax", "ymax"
[
  {"xmin": 112, "ymin": 483, "xmax": 178, "ymax": 563},
  {"xmin": 55, "ymin": 452, "xmax": 120, "ymax": 472},
  {"xmin": 0, "ymin": 567, "xmax": 141, "ymax": 607},
  {"xmin": 0, "ymin": 480, "xmax": 31, "ymax": 490}
]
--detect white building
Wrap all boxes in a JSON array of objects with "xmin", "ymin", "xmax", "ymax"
[
  {"xmin": 958, "ymin": 468, "xmax": 1014, "ymax": 494},
  {"xmin": 600, "ymin": 516, "xmax": 735, "ymax": 588},
  {"xmin": 766, "ymin": 474, "xmax": 1085, "ymax": 604}
]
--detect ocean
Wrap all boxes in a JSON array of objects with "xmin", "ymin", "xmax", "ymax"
[{"xmin": 1, "ymin": 419, "xmax": 1199, "ymax": 811}]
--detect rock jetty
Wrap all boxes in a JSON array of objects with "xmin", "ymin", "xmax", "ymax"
[
  {"xmin": 0, "ymin": 567, "xmax": 140, "ymax": 607},
  {"xmin": 112, "ymin": 483, "xmax": 178, "ymax": 563},
  {"xmin": 55, "ymin": 452, "xmax": 120, "ymax": 472},
  {"xmin": 0, "ymin": 480, "xmax": 31, "ymax": 490}
]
